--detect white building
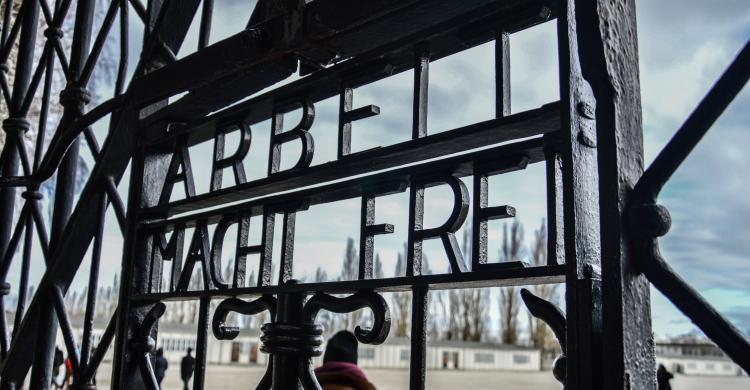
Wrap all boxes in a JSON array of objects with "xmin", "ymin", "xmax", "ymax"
[
  {"xmin": 62, "ymin": 320, "xmax": 747, "ymax": 378},
  {"xmin": 356, "ymin": 337, "xmax": 540, "ymax": 371},
  {"xmin": 78, "ymin": 320, "xmax": 539, "ymax": 372},
  {"xmin": 655, "ymin": 342, "xmax": 746, "ymax": 377}
]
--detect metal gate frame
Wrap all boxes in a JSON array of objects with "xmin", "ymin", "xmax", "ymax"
[{"xmin": 0, "ymin": 0, "xmax": 746, "ymax": 389}]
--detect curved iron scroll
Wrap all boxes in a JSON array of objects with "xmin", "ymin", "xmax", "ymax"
[
  {"xmin": 521, "ymin": 288, "xmax": 566, "ymax": 387},
  {"xmin": 251, "ymin": 289, "xmax": 390, "ymax": 390},
  {"xmin": 302, "ymin": 290, "xmax": 391, "ymax": 344},
  {"xmin": 628, "ymin": 40, "xmax": 750, "ymax": 374},
  {"xmin": 212, "ymin": 295, "xmax": 277, "ymax": 390},
  {"xmin": 130, "ymin": 303, "xmax": 166, "ymax": 390},
  {"xmin": 212, "ymin": 295, "xmax": 277, "ymax": 340}
]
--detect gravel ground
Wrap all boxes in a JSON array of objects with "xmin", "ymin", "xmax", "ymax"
[{"xmin": 91, "ymin": 363, "xmax": 750, "ymax": 390}]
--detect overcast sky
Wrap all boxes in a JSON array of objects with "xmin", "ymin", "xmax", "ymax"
[{"xmin": 10, "ymin": 0, "xmax": 748, "ymax": 341}]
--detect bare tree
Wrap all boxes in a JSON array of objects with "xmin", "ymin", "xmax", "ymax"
[
  {"xmin": 340, "ymin": 238, "xmax": 361, "ymax": 329},
  {"xmin": 499, "ymin": 221, "xmax": 524, "ymax": 345},
  {"xmin": 431, "ymin": 230, "xmax": 487, "ymax": 342},
  {"xmin": 392, "ymin": 252, "xmax": 410, "ymax": 337},
  {"xmin": 527, "ymin": 219, "xmax": 558, "ymax": 349},
  {"xmin": 374, "ymin": 253, "xmax": 384, "ymax": 279}
]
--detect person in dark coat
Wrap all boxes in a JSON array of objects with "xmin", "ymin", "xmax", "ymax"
[
  {"xmin": 52, "ymin": 347, "xmax": 64, "ymax": 389},
  {"xmin": 314, "ymin": 331, "xmax": 376, "ymax": 390},
  {"xmin": 180, "ymin": 347, "xmax": 196, "ymax": 390},
  {"xmin": 657, "ymin": 364, "xmax": 674, "ymax": 390},
  {"xmin": 153, "ymin": 348, "xmax": 168, "ymax": 388}
]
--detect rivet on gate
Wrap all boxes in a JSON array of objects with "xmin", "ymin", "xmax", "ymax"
[{"xmin": 577, "ymin": 101, "xmax": 595, "ymax": 119}]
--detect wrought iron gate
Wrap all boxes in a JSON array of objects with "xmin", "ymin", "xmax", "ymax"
[{"xmin": 0, "ymin": 0, "xmax": 746, "ymax": 389}]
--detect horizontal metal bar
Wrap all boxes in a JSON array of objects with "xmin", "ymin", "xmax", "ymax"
[
  {"xmin": 144, "ymin": 102, "xmax": 559, "ymax": 217},
  {"xmin": 141, "ymin": 137, "xmax": 547, "ymax": 229},
  {"xmin": 143, "ymin": 0, "xmax": 553, "ymax": 144},
  {"xmin": 134, "ymin": 264, "xmax": 566, "ymax": 302}
]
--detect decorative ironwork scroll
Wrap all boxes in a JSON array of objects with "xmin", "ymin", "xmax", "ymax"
[{"xmin": 521, "ymin": 288, "xmax": 566, "ymax": 387}]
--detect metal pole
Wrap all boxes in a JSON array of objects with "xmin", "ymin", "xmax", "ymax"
[
  {"xmin": 31, "ymin": 0, "xmax": 96, "ymax": 388},
  {"xmin": 272, "ymin": 288, "xmax": 304, "ymax": 389},
  {"xmin": 0, "ymin": 0, "xmax": 39, "ymax": 362}
]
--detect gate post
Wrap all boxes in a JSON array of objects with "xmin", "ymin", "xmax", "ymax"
[{"xmin": 559, "ymin": 0, "xmax": 656, "ymax": 388}]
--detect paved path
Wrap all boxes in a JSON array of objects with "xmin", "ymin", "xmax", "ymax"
[{"xmin": 93, "ymin": 363, "xmax": 749, "ymax": 389}]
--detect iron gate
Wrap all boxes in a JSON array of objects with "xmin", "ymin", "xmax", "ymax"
[{"xmin": 0, "ymin": 0, "xmax": 746, "ymax": 389}]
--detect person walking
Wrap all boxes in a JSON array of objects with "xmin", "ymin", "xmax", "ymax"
[
  {"xmin": 657, "ymin": 364, "xmax": 674, "ymax": 390},
  {"xmin": 180, "ymin": 347, "xmax": 196, "ymax": 390},
  {"xmin": 153, "ymin": 347, "xmax": 168, "ymax": 388},
  {"xmin": 51, "ymin": 347, "xmax": 64, "ymax": 389},
  {"xmin": 315, "ymin": 331, "xmax": 376, "ymax": 390}
]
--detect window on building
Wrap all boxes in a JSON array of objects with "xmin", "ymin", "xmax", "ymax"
[
  {"xmin": 513, "ymin": 354, "xmax": 531, "ymax": 364},
  {"xmin": 400, "ymin": 350, "xmax": 410, "ymax": 361},
  {"xmin": 687, "ymin": 363, "xmax": 696, "ymax": 369},
  {"xmin": 474, "ymin": 353, "xmax": 494, "ymax": 363},
  {"xmin": 723, "ymin": 364, "xmax": 732, "ymax": 371},
  {"xmin": 706, "ymin": 363, "xmax": 715, "ymax": 370},
  {"xmin": 360, "ymin": 348, "xmax": 375, "ymax": 360}
]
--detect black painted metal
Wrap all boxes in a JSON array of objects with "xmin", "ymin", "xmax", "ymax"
[
  {"xmin": 521, "ymin": 288, "xmax": 566, "ymax": 386},
  {"xmin": 0, "ymin": 0, "xmax": 744, "ymax": 389},
  {"xmin": 628, "ymin": 40, "xmax": 750, "ymax": 374}
]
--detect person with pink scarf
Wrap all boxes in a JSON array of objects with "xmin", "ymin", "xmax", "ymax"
[{"xmin": 315, "ymin": 331, "xmax": 377, "ymax": 390}]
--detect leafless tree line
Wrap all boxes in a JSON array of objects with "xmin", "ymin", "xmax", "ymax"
[{"xmin": 324, "ymin": 219, "xmax": 559, "ymax": 349}]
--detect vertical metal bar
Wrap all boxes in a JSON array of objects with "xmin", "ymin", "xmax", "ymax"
[
  {"xmin": 338, "ymin": 86, "xmax": 352, "ymax": 159},
  {"xmin": 544, "ymin": 133, "xmax": 564, "ymax": 266},
  {"xmin": 79, "ymin": 192, "xmax": 107, "ymax": 371},
  {"xmin": 34, "ymin": 39, "xmax": 55, "ymax": 171},
  {"xmin": 80, "ymin": 310, "xmax": 117, "ymax": 384},
  {"xmin": 143, "ymin": 0, "xmax": 162, "ymax": 44},
  {"xmin": 272, "ymin": 288, "xmax": 304, "ymax": 389},
  {"xmin": 11, "ymin": 210, "xmax": 32, "ymax": 338},
  {"xmin": 115, "ymin": 0, "xmax": 129, "ymax": 96},
  {"xmin": 358, "ymin": 194, "xmax": 374, "ymax": 280},
  {"xmin": 495, "ymin": 30, "xmax": 510, "ymax": 117},
  {"xmin": 278, "ymin": 211, "xmax": 296, "ymax": 284},
  {"xmin": 257, "ymin": 210, "xmax": 275, "ymax": 287},
  {"xmin": 198, "ymin": 0, "xmax": 213, "ymax": 49},
  {"xmin": 571, "ymin": 0, "xmax": 656, "ymax": 388},
  {"xmin": 1, "ymin": 0, "xmax": 11, "ymax": 45},
  {"xmin": 406, "ymin": 184, "xmax": 424, "ymax": 277},
  {"xmin": 32, "ymin": 0, "xmax": 96, "ymax": 386},
  {"xmin": 409, "ymin": 285, "xmax": 428, "ymax": 389},
  {"xmin": 412, "ymin": 44, "xmax": 429, "ymax": 139},
  {"xmin": 0, "ymin": 0, "xmax": 38, "ymax": 303},
  {"xmin": 111, "ymin": 135, "xmax": 160, "ymax": 390},
  {"xmin": 0, "ymin": 0, "xmax": 38, "ymax": 381},
  {"xmin": 192, "ymin": 297, "xmax": 210, "ymax": 390},
  {"xmin": 558, "ymin": 0, "xmax": 656, "ymax": 390}
]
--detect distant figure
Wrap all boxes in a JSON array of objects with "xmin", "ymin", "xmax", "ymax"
[
  {"xmin": 153, "ymin": 348, "xmax": 168, "ymax": 388},
  {"xmin": 657, "ymin": 364, "xmax": 673, "ymax": 390},
  {"xmin": 64, "ymin": 356, "xmax": 74, "ymax": 387},
  {"xmin": 315, "ymin": 331, "xmax": 375, "ymax": 390},
  {"xmin": 180, "ymin": 348, "xmax": 196, "ymax": 390},
  {"xmin": 51, "ymin": 347, "xmax": 64, "ymax": 389}
]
